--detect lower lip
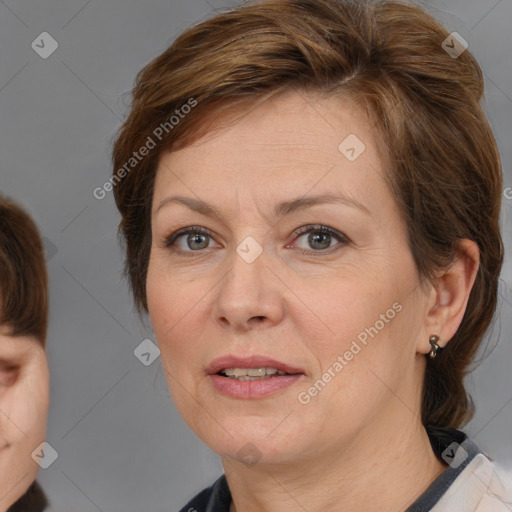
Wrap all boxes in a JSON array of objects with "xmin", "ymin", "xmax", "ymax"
[{"xmin": 209, "ymin": 374, "xmax": 304, "ymax": 399}]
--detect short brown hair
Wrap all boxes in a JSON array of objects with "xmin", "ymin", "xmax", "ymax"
[
  {"xmin": 0, "ymin": 194, "xmax": 48, "ymax": 347},
  {"xmin": 111, "ymin": 0, "xmax": 504, "ymax": 429}
]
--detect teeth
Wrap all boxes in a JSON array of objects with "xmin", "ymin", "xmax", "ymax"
[
  {"xmin": 222, "ymin": 367, "xmax": 288, "ymax": 378},
  {"xmin": 233, "ymin": 375, "xmax": 273, "ymax": 381}
]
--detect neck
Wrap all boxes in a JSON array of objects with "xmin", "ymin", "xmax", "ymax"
[{"xmin": 224, "ymin": 416, "xmax": 447, "ymax": 512}]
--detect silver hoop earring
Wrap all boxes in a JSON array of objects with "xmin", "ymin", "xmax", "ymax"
[{"xmin": 428, "ymin": 335, "xmax": 441, "ymax": 359}]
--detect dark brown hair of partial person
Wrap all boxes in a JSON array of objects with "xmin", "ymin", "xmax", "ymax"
[
  {"xmin": 0, "ymin": 194, "xmax": 48, "ymax": 348},
  {"xmin": 111, "ymin": 0, "xmax": 504, "ymax": 429}
]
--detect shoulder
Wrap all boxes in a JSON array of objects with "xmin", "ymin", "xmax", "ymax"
[
  {"xmin": 433, "ymin": 455, "xmax": 512, "ymax": 511},
  {"xmin": 481, "ymin": 462, "xmax": 512, "ymax": 511},
  {"xmin": 178, "ymin": 474, "xmax": 231, "ymax": 512}
]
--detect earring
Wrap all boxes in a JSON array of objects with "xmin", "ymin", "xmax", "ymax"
[{"xmin": 428, "ymin": 335, "xmax": 441, "ymax": 359}]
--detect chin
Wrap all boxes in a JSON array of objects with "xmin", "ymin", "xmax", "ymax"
[{"xmin": 200, "ymin": 422, "xmax": 309, "ymax": 465}]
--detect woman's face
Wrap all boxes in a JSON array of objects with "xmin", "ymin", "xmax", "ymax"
[
  {"xmin": 147, "ymin": 90, "xmax": 435, "ymax": 466},
  {"xmin": 0, "ymin": 326, "xmax": 49, "ymax": 510}
]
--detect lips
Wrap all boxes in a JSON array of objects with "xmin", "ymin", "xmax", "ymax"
[{"xmin": 206, "ymin": 355, "xmax": 305, "ymax": 376}]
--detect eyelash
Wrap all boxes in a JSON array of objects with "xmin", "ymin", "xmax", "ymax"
[{"xmin": 162, "ymin": 225, "xmax": 349, "ymax": 257}]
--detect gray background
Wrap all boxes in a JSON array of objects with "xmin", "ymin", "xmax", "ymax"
[{"xmin": 0, "ymin": 0, "xmax": 511, "ymax": 511}]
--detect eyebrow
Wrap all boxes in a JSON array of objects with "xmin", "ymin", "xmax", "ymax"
[{"xmin": 155, "ymin": 192, "xmax": 371, "ymax": 220}]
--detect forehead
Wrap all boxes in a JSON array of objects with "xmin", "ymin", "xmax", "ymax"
[{"xmin": 153, "ymin": 90, "xmax": 388, "ymax": 212}]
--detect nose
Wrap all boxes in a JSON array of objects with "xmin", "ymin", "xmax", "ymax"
[{"xmin": 211, "ymin": 244, "xmax": 285, "ymax": 332}]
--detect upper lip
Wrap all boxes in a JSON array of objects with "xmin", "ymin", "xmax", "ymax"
[{"xmin": 206, "ymin": 355, "xmax": 305, "ymax": 375}]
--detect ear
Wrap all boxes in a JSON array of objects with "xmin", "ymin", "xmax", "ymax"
[{"xmin": 418, "ymin": 239, "xmax": 480, "ymax": 355}]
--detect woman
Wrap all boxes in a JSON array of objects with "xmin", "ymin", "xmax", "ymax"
[
  {"xmin": 0, "ymin": 194, "xmax": 50, "ymax": 512},
  {"xmin": 111, "ymin": 0, "xmax": 511, "ymax": 510}
]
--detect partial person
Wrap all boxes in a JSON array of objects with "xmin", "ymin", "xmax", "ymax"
[{"xmin": 0, "ymin": 194, "xmax": 50, "ymax": 512}]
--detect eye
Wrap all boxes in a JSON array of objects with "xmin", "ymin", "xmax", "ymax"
[
  {"xmin": 163, "ymin": 226, "xmax": 217, "ymax": 255},
  {"xmin": 163, "ymin": 224, "xmax": 349, "ymax": 256},
  {"xmin": 291, "ymin": 225, "xmax": 349, "ymax": 254},
  {"xmin": 0, "ymin": 362, "xmax": 19, "ymax": 387}
]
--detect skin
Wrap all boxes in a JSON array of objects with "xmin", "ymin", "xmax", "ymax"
[
  {"xmin": 146, "ymin": 89, "xmax": 479, "ymax": 512},
  {"xmin": 0, "ymin": 325, "xmax": 49, "ymax": 512}
]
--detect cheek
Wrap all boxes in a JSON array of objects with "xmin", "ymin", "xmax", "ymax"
[
  {"xmin": 0, "ymin": 365, "xmax": 49, "ymax": 491},
  {"xmin": 12, "ymin": 368, "xmax": 49, "ymax": 441},
  {"xmin": 146, "ymin": 259, "xmax": 204, "ymax": 381},
  {"xmin": 305, "ymin": 279, "xmax": 413, "ymax": 403},
  {"xmin": 146, "ymin": 251, "xmax": 187, "ymax": 323},
  {"xmin": 312, "ymin": 279, "xmax": 391, "ymax": 352},
  {"xmin": 147, "ymin": 257, "xmax": 179, "ymax": 343}
]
